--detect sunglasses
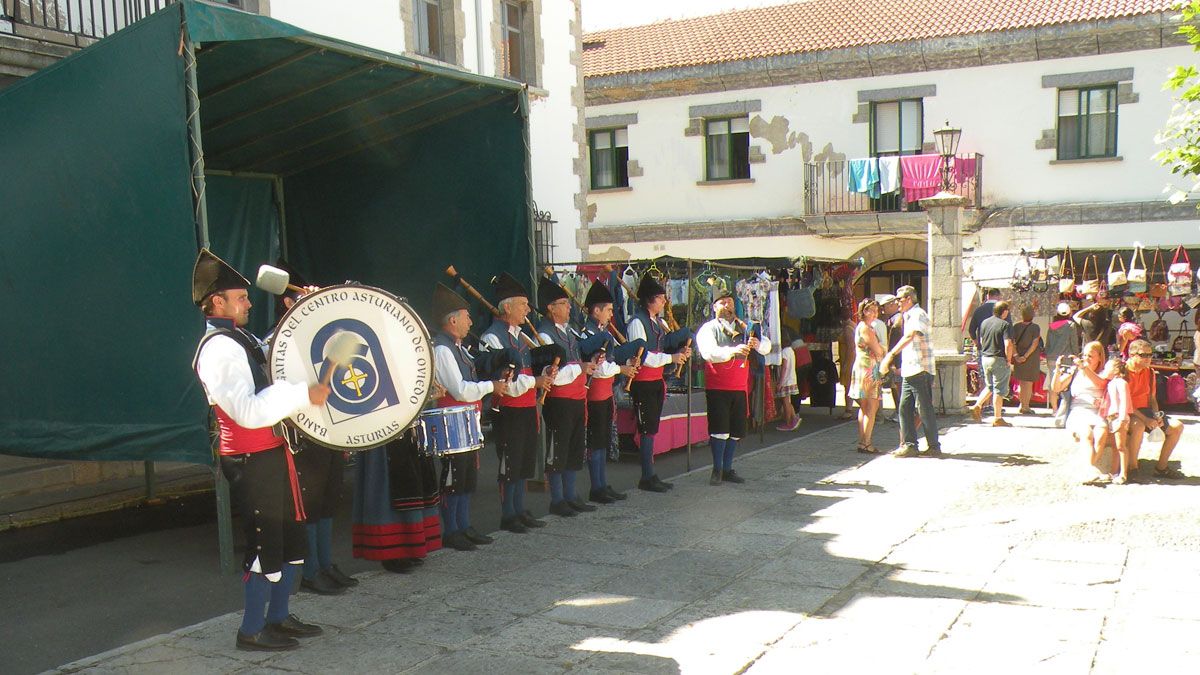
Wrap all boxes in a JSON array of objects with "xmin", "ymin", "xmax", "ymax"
[{"xmin": 1130, "ymin": 352, "xmax": 1153, "ymax": 357}]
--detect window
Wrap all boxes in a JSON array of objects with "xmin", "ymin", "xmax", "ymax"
[
  {"xmin": 870, "ymin": 99, "xmax": 923, "ymax": 156},
  {"xmin": 501, "ymin": 1, "xmax": 524, "ymax": 81},
  {"xmin": 705, "ymin": 117, "xmax": 750, "ymax": 181},
  {"xmin": 589, "ymin": 129, "xmax": 629, "ymax": 189},
  {"xmin": 1057, "ymin": 86, "xmax": 1117, "ymax": 160},
  {"xmin": 413, "ymin": 0, "xmax": 443, "ymax": 59}
]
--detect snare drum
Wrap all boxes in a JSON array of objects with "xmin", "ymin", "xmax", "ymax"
[{"xmin": 414, "ymin": 405, "xmax": 483, "ymax": 457}]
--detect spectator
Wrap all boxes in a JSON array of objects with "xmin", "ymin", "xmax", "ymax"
[
  {"xmin": 1044, "ymin": 302, "xmax": 1081, "ymax": 413},
  {"xmin": 1053, "ymin": 341, "xmax": 1110, "ymax": 483},
  {"xmin": 848, "ymin": 298, "xmax": 886, "ymax": 453},
  {"xmin": 1124, "ymin": 339, "xmax": 1186, "ymax": 479},
  {"xmin": 1101, "ymin": 357, "xmax": 1134, "ymax": 485},
  {"xmin": 1074, "ymin": 296, "xmax": 1114, "ymax": 352},
  {"xmin": 970, "ymin": 301, "xmax": 1014, "ymax": 427},
  {"xmin": 880, "ymin": 286, "xmax": 940, "ymax": 458},
  {"xmin": 968, "ymin": 288, "xmax": 1003, "ymax": 348},
  {"xmin": 1115, "ymin": 306, "xmax": 1143, "ymax": 358},
  {"xmin": 1011, "ymin": 305, "xmax": 1042, "ymax": 415},
  {"xmin": 880, "ymin": 295, "xmax": 903, "ymax": 423}
]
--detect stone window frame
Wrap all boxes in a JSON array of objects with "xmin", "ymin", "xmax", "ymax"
[
  {"xmin": 703, "ymin": 115, "xmax": 752, "ymax": 182},
  {"xmin": 493, "ymin": 0, "xmax": 543, "ymax": 87},
  {"xmin": 401, "ymin": 0, "xmax": 465, "ymax": 66},
  {"xmin": 586, "ymin": 113, "xmax": 639, "ymax": 191},
  {"xmin": 1037, "ymin": 68, "xmax": 1135, "ymax": 161}
]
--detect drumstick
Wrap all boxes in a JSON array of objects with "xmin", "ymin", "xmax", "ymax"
[
  {"xmin": 544, "ymin": 266, "xmax": 627, "ymax": 343},
  {"xmin": 256, "ymin": 264, "xmax": 309, "ymax": 296},
  {"xmin": 673, "ymin": 338, "xmax": 693, "ymax": 378},
  {"xmin": 623, "ymin": 347, "xmax": 644, "ymax": 393},
  {"xmin": 538, "ymin": 356, "xmax": 560, "ymax": 405},
  {"xmin": 319, "ymin": 331, "xmax": 359, "ymax": 387},
  {"xmin": 446, "ymin": 265, "xmax": 540, "ymax": 349}
]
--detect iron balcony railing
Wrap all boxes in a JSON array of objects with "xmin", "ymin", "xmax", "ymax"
[
  {"xmin": 803, "ymin": 153, "xmax": 983, "ymax": 216},
  {"xmin": 1, "ymin": 1, "xmax": 240, "ymax": 41}
]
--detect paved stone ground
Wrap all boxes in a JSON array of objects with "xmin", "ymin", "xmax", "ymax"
[{"xmin": 52, "ymin": 411, "xmax": 1200, "ymax": 674}]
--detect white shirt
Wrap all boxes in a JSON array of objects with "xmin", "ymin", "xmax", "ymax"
[
  {"xmin": 696, "ymin": 318, "xmax": 772, "ymax": 363},
  {"xmin": 537, "ymin": 322, "xmax": 584, "ymax": 385},
  {"xmin": 480, "ymin": 324, "xmax": 536, "ymax": 397},
  {"xmin": 580, "ymin": 324, "xmax": 622, "ymax": 379},
  {"xmin": 625, "ymin": 314, "xmax": 675, "ymax": 368},
  {"xmin": 433, "ymin": 342, "xmax": 493, "ymax": 403},
  {"xmin": 195, "ymin": 330, "xmax": 311, "ymax": 430}
]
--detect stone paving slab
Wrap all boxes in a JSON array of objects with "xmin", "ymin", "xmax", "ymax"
[{"xmin": 52, "ymin": 412, "xmax": 1200, "ymax": 674}]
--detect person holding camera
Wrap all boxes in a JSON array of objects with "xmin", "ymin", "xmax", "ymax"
[
  {"xmin": 1044, "ymin": 302, "xmax": 1081, "ymax": 414},
  {"xmin": 1052, "ymin": 341, "xmax": 1111, "ymax": 483},
  {"xmin": 1124, "ymin": 339, "xmax": 1186, "ymax": 479}
]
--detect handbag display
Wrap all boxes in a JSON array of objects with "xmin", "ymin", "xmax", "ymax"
[
  {"xmin": 1030, "ymin": 247, "xmax": 1054, "ymax": 293},
  {"xmin": 1167, "ymin": 373, "xmax": 1188, "ymax": 406},
  {"xmin": 1150, "ymin": 248, "xmax": 1169, "ymax": 299},
  {"xmin": 1173, "ymin": 320, "xmax": 1196, "ymax": 354},
  {"xmin": 1149, "ymin": 314, "xmax": 1170, "ymax": 342},
  {"xmin": 1168, "ymin": 245, "xmax": 1193, "ymax": 297},
  {"xmin": 1011, "ymin": 250, "xmax": 1032, "ymax": 292},
  {"xmin": 1080, "ymin": 255, "xmax": 1100, "ymax": 295},
  {"xmin": 1127, "ymin": 247, "xmax": 1147, "ymax": 294},
  {"xmin": 1058, "ymin": 246, "xmax": 1076, "ymax": 295},
  {"xmin": 1107, "ymin": 253, "xmax": 1128, "ymax": 295}
]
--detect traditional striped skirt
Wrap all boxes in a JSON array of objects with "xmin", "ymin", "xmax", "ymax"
[{"xmin": 351, "ymin": 434, "xmax": 441, "ymax": 561}]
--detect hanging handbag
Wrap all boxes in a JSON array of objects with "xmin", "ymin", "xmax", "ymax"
[
  {"xmin": 1080, "ymin": 255, "xmax": 1100, "ymax": 295},
  {"xmin": 1107, "ymin": 253, "xmax": 1128, "ymax": 295},
  {"xmin": 1167, "ymin": 373, "xmax": 1188, "ymax": 405},
  {"xmin": 1127, "ymin": 247, "xmax": 1147, "ymax": 294},
  {"xmin": 1030, "ymin": 247, "xmax": 1051, "ymax": 293},
  {"xmin": 1149, "ymin": 248, "xmax": 1169, "ymax": 299},
  {"xmin": 1173, "ymin": 320, "xmax": 1196, "ymax": 354},
  {"xmin": 1149, "ymin": 313, "xmax": 1170, "ymax": 342},
  {"xmin": 1058, "ymin": 246, "xmax": 1076, "ymax": 295},
  {"xmin": 1011, "ymin": 250, "xmax": 1032, "ymax": 292},
  {"xmin": 1168, "ymin": 245, "xmax": 1193, "ymax": 296}
]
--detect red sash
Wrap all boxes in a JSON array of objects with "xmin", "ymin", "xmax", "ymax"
[
  {"xmin": 437, "ymin": 395, "xmax": 483, "ymax": 412},
  {"xmin": 588, "ymin": 375, "xmax": 615, "ymax": 401},
  {"xmin": 549, "ymin": 365, "xmax": 588, "ymax": 400},
  {"xmin": 634, "ymin": 363, "xmax": 665, "ymax": 382},
  {"xmin": 214, "ymin": 406, "xmax": 284, "ymax": 455},
  {"xmin": 705, "ymin": 359, "xmax": 750, "ymax": 392},
  {"xmin": 496, "ymin": 367, "xmax": 536, "ymax": 408}
]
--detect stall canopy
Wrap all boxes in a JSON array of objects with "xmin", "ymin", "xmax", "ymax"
[{"xmin": 0, "ymin": 1, "xmax": 533, "ymax": 464}]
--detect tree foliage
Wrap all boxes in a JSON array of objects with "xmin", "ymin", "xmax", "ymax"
[{"xmin": 1156, "ymin": 1, "xmax": 1200, "ymax": 205}]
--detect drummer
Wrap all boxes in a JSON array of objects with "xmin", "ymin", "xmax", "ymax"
[
  {"xmin": 579, "ymin": 281, "xmax": 643, "ymax": 503},
  {"xmin": 479, "ymin": 273, "xmax": 556, "ymax": 533},
  {"xmin": 536, "ymin": 278, "xmax": 596, "ymax": 517},
  {"xmin": 431, "ymin": 283, "xmax": 509, "ymax": 550},
  {"xmin": 191, "ymin": 249, "xmax": 329, "ymax": 652}
]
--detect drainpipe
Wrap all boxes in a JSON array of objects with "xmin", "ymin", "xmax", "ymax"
[{"xmin": 475, "ymin": 0, "xmax": 485, "ymax": 74}]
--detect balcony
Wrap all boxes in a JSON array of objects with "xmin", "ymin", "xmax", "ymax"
[
  {"xmin": 0, "ymin": 1, "xmax": 246, "ymax": 44},
  {"xmin": 803, "ymin": 153, "xmax": 983, "ymax": 216}
]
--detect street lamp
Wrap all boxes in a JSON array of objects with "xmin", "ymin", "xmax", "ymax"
[{"xmin": 932, "ymin": 120, "xmax": 962, "ymax": 192}]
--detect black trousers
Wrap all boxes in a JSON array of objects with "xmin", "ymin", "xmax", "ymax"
[
  {"xmin": 292, "ymin": 441, "xmax": 344, "ymax": 522},
  {"xmin": 543, "ymin": 397, "xmax": 585, "ymax": 472},
  {"xmin": 220, "ymin": 445, "xmax": 306, "ymax": 575},
  {"xmin": 586, "ymin": 398, "xmax": 614, "ymax": 452},
  {"xmin": 629, "ymin": 379, "xmax": 666, "ymax": 435},
  {"xmin": 494, "ymin": 406, "xmax": 538, "ymax": 481}
]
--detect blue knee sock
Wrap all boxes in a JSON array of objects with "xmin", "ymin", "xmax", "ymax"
[
  {"xmin": 442, "ymin": 494, "xmax": 459, "ymax": 534},
  {"xmin": 265, "ymin": 564, "xmax": 298, "ymax": 624},
  {"xmin": 316, "ymin": 518, "xmax": 333, "ymax": 571},
  {"xmin": 500, "ymin": 481, "xmax": 516, "ymax": 518},
  {"xmin": 723, "ymin": 438, "xmax": 738, "ymax": 471},
  {"xmin": 240, "ymin": 573, "xmax": 271, "ymax": 635},
  {"xmin": 563, "ymin": 470, "xmax": 578, "ymax": 502},
  {"xmin": 457, "ymin": 493, "xmax": 471, "ymax": 531},
  {"xmin": 513, "ymin": 480, "xmax": 527, "ymax": 514},
  {"xmin": 586, "ymin": 451, "xmax": 604, "ymax": 491},
  {"xmin": 639, "ymin": 434, "xmax": 656, "ymax": 479},
  {"xmin": 709, "ymin": 437, "xmax": 726, "ymax": 471},
  {"xmin": 596, "ymin": 452, "xmax": 608, "ymax": 490},
  {"xmin": 302, "ymin": 524, "xmax": 320, "ymax": 580},
  {"xmin": 548, "ymin": 471, "xmax": 564, "ymax": 504}
]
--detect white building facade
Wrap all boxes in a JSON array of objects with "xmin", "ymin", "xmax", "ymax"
[{"xmin": 580, "ymin": 1, "xmax": 1197, "ymax": 298}]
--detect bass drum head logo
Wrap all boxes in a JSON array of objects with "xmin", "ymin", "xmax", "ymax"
[{"xmin": 269, "ymin": 285, "xmax": 432, "ymax": 450}]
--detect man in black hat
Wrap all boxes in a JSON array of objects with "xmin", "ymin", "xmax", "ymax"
[
  {"xmin": 625, "ymin": 273, "xmax": 692, "ymax": 492},
  {"xmin": 479, "ymin": 273, "xmax": 557, "ymax": 532},
  {"xmin": 431, "ymin": 282, "xmax": 509, "ymax": 550},
  {"xmin": 536, "ymin": 278, "xmax": 597, "ymax": 517},
  {"xmin": 191, "ymin": 249, "xmax": 330, "ymax": 652},
  {"xmin": 579, "ymin": 281, "xmax": 644, "ymax": 503},
  {"xmin": 269, "ymin": 260, "xmax": 357, "ymax": 595}
]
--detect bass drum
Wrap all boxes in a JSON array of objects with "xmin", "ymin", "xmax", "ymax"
[{"xmin": 268, "ymin": 284, "xmax": 433, "ymax": 450}]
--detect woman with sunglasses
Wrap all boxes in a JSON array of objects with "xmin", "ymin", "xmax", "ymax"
[{"xmin": 1055, "ymin": 341, "xmax": 1112, "ymax": 483}]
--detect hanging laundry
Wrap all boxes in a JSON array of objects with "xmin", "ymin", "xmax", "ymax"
[
  {"xmin": 668, "ymin": 278, "xmax": 688, "ymax": 306},
  {"xmin": 846, "ymin": 158, "xmax": 879, "ymax": 194},
  {"xmin": 953, "ymin": 155, "xmax": 977, "ymax": 186},
  {"xmin": 877, "ymin": 156, "xmax": 900, "ymax": 195},
  {"xmin": 899, "ymin": 154, "xmax": 943, "ymax": 203}
]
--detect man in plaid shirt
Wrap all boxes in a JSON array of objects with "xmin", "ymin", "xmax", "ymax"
[{"xmin": 880, "ymin": 285, "xmax": 941, "ymax": 457}]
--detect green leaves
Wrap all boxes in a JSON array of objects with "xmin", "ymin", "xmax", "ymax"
[{"xmin": 1155, "ymin": 1, "xmax": 1200, "ymax": 208}]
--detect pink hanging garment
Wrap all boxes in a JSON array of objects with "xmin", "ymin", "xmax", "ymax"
[
  {"xmin": 953, "ymin": 156, "xmax": 977, "ymax": 185},
  {"xmin": 899, "ymin": 154, "xmax": 943, "ymax": 202}
]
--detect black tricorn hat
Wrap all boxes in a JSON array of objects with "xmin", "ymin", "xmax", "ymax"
[
  {"xmin": 583, "ymin": 280, "xmax": 613, "ymax": 307},
  {"xmin": 492, "ymin": 272, "xmax": 529, "ymax": 303},
  {"xmin": 192, "ymin": 248, "xmax": 250, "ymax": 306},
  {"xmin": 537, "ymin": 277, "xmax": 569, "ymax": 310},
  {"xmin": 636, "ymin": 273, "xmax": 667, "ymax": 304},
  {"xmin": 432, "ymin": 282, "xmax": 470, "ymax": 323}
]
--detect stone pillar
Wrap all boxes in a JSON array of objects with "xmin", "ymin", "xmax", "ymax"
[{"xmin": 920, "ymin": 193, "xmax": 967, "ymax": 415}]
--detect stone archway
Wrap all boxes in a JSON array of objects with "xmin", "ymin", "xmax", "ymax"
[{"xmin": 848, "ymin": 237, "xmax": 927, "ymax": 282}]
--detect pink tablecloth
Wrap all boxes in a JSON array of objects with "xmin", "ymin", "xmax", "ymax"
[{"xmin": 616, "ymin": 410, "xmax": 709, "ymax": 455}]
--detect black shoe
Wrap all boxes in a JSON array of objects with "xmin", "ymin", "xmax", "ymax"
[
  {"xmin": 919, "ymin": 447, "xmax": 944, "ymax": 458},
  {"xmin": 709, "ymin": 470, "xmax": 722, "ymax": 486},
  {"xmin": 604, "ymin": 485, "xmax": 627, "ymax": 501},
  {"xmin": 265, "ymin": 615, "xmax": 323, "ymax": 639},
  {"xmin": 236, "ymin": 630, "xmax": 299, "ymax": 651},
  {"xmin": 324, "ymin": 565, "xmax": 359, "ymax": 588},
  {"xmin": 500, "ymin": 515, "xmax": 529, "ymax": 533},
  {"xmin": 638, "ymin": 476, "xmax": 670, "ymax": 493},
  {"xmin": 721, "ymin": 470, "xmax": 745, "ymax": 484},
  {"xmin": 549, "ymin": 501, "xmax": 578, "ymax": 517},
  {"xmin": 381, "ymin": 558, "xmax": 417, "ymax": 574},
  {"xmin": 463, "ymin": 527, "xmax": 494, "ymax": 545},
  {"xmin": 444, "ymin": 530, "xmax": 477, "ymax": 551},
  {"xmin": 519, "ymin": 511, "xmax": 546, "ymax": 528},
  {"xmin": 589, "ymin": 489, "xmax": 616, "ymax": 504},
  {"xmin": 654, "ymin": 475, "xmax": 674, "ymax": 490},
  {"xmin": 568, "ymin": 498, "xmax": 597, "ymax": 512},
  {"xmin": 300, "ymin": 572, "xmax": 346, "ymax": 595}
]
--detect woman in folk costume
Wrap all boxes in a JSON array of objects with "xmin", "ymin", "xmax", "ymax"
[{"xmin": 624, "ymin": 273, "xmax": 693, "ymax": 492}]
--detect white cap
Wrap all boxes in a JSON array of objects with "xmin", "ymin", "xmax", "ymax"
[{"xmin": 1056, "ymin": 302, "xmax": 1072, "ymax": 316}]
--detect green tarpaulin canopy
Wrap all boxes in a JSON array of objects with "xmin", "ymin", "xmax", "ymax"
[{"xmin": 0, "ymin": 1, "xmax": 534, "ymax": 464}]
